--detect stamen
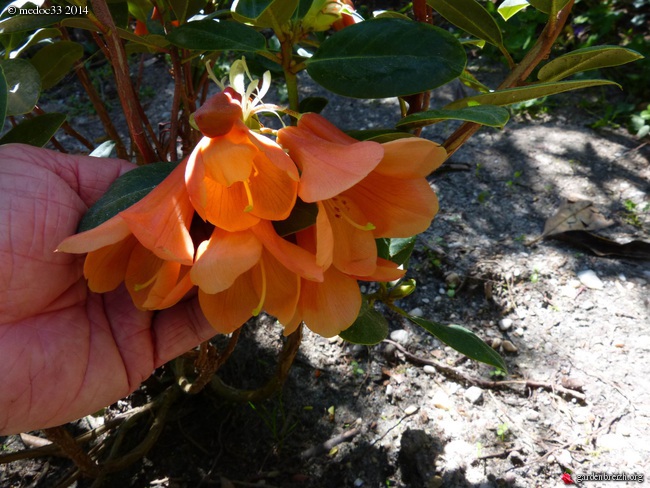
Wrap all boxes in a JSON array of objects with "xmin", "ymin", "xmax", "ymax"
[
  {"xmin": 252, "ymin": 261, "xmax": 267, "ymax": 316},
  {"xmin": 133, "ymin": 273, "xmax": 157, "ymax": 292},
  {"xmin": 341, "ymin": 213, "xmax": 376, "ymax": 231},
  {"xmin": 329, "ymin": 198, "xmax": 375, "ymax": 231},
  {"xmin": 243, "ymin": 180, "xmax": 254, "ymax": 212}
]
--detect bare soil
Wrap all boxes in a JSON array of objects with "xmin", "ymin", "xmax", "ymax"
[{"xmin": 1, "ymin": 58, "xmax": 649, "ymax": 488}]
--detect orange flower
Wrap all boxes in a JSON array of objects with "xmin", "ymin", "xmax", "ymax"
[
  {"xmin": 57, "ymin": 159, "xmax": 195, "ymax": 310},
  {"xmin": 280, "ymin": 227, "xmax": 405, "ymax": 338},
  {"xmin": 190, "ymin": 220, "xmax": 324, "ymax": 333},
  {"xmin": 186, "ymin": 91, "xmax": 299, "ymax": 232},
  {"xmin": 278, "ymin": 114, "xmax": 446, "ymax": 277}
]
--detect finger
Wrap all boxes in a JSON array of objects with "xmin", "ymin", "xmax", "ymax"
[
  {"xmin": 0, "ymin": 143, "xmax": 136, "ymax": 206},
  {"xmin": 151, "ymin": 299, "xmax": 217, "ymax": 368}
]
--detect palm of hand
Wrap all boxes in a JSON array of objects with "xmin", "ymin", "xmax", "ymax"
[{"xmin": 0, "ymin": 144, "xmax": 214, "ymax": 435}]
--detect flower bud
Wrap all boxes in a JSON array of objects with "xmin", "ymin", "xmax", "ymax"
[
  {"xmin": 302, "ymin": 0, "xmax": 344, "ymax": 32},
  {"xmin": 389, "ymin": 279, "xmax": 417, "ymax": 300}
]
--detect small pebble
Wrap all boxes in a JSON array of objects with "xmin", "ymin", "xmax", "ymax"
[
  {"xmin": 577, "ymin": 269, "xmax": 604, "ymax": 290},
  {"xmin": 580, "ymin": 300, "xmax": 595, "ymax": 310},
  {"xmin": 404, "ymin": 405, "xmax": 419, "ymax": 415},
  {"xmin": 514, "ymin": 327, "xmax": 524, "ymax": 337},
  {"xmin": 386, "ymin": 385, "xmax": 394, "ymax": 397},
  {"xmin": 390, "ymin": 329, "xmax": 409, "ymax": 345},
  {"xmin": 464, "ymin": 386, "xmax": 484, "ymax": 404},
  {"xmin": 557, "ymin": 449, "xmax": 573, "ymax": 467},
  {"xmin": 491, "ymin": 338, "xmax": 502, "ymax": 350},
  {"xmin": 498, "ymin": 318, "xmax": 513, "ymax": 331},
  {"xmin": 423, "ymin": 365, "xmax": 436, "ymax": 375},
  {"xmin": 502, "ymin": 340, "xmax": 518, "ymax": 353},
  {"xmin": 408, "ymin": 307, "xmax": 424, "ymax": 317},
  {"xmin": 353, "ymin": 478, "xmax": 364, "ymax": 487}
]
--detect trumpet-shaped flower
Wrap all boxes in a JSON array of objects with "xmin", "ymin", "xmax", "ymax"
[
  {"xmin": 190, "ymin": 220, "xmax": 324, "ymax": 333},
  {"xmin": 278, "ymin": 114, "xmax": 446, "ymax": 277},
  {"xmin": 186, "ymin": 91, "xmax": 299, "ymax": 232},
  {"xmin": 57, "ymin": 159, "xmax": 195, "ymax": 310},
  {"xmin": 280, "ymin": 227, "xmax": 406, "ymax": 338}
]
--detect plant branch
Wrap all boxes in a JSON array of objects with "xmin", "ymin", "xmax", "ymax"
[
  {"xmin": 89, "ymin": 0, "xmax": 159, "ymax": 163},
  {"xmin": 442, "ymin": 0, "xmax": 576, "ymax": 159}
]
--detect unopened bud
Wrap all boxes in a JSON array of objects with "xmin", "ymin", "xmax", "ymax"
[
  {"xmin": 302, "ymin": 0, "xmax": 344, "ymax": 32},
  {"xmin": 389, "ymin": 279, "xmax": 416, "ymax": 300}
]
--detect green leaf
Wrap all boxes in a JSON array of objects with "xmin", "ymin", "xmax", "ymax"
[
  {"xmin": 167, "ymin": 19, "xmax": 267, "ymax": 52},
  {"xmin": 0, "ymin": 14, "xmax": 67, "ymax": 34},
  {"xmin": 459, "ymin": 69, "xmax": 492, "ymax": 93},
  {"xmin": 388, "ymin": 236, "xmax": 417, "ymax": 266},
  {"xmin": 397, "ymin": 106, "xmax": 510, "ymax": 130},
  {"xmin": 527, "ymin": 0, "xmax": 571, "ymax": 15},
  {"xmin": 232, "ymin": 0, "xmax": 299, "ymax": 28},
  {"xmin": 426, "ymin": 0, "xmax": 503, "ymax": 48},
  {"xmin": 273, "ymin": 199, "xmax": 318, "ymax": 237},
  {"xmin": 0, "ymin": 59, "xmax": 41, "ymax": 115},
  {"xmin": 306, "ymin": 18, "xmax": 466, "ymax": 99},
  {"xmin": 78, "ymin": 161, "xmax": 179, "ymax": 232},
  {"xmin": 339, "ymin": 300, "xmax": 389, "ymax": 345},
  {"xmin": 538, "ymin": 46, "xmax": 644, "ymax": 82},
  {"xmin": 497, "ymin": 0, "xmax": 529, "ymax": 21},
  {"xmin": 10, "ymin": 27, "xmax": 62, "ymax": 59},
  {"xmin": 408, "ymin": 316, "xmax": 508, "ymax": 371},
  {"xmin": 29, "ymin": 41, "xmax": 83, "ymax": 90},
  {"xmin": 445, "ymin": 79, "xmax": 620, "ymax": 109},
  {"xmin": 0, "ymin": 112, "xmax": 65, "ymax": 147}
]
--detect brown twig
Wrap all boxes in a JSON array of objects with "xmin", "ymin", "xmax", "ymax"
[
  {"xmin": 89, "ymin": 0, "xmax": 159, "ymax": 163},
  {"xmin": 42, "ymin": 426, "xmax": 99, "ymax": 477},
  {"xmin": 383, "ymin": 339, "xmax": 586, "ymax": 402},
  {"xmin": 299, "ymin": 428, "xmax": 361, "ymax": 459},
  {"xmin": 442, "ymin": 0, "xmax": 576, "ymax": 159}
]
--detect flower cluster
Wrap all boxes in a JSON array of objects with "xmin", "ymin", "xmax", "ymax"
[{"xmin": 58, "ymin": 67, "xmax": 447, "ymax": 338}]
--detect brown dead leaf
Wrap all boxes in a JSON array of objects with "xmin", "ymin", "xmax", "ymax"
[
  {"xmin": 551, "ymin": 231, "xmax": 650, "ymax": 260},
  {"xmin": 528, "ymin": 199, "xmax": 614, "ymax": 245}
]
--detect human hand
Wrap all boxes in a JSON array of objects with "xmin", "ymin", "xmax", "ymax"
[{"xmin": 0, "ymin": 144, "xmax": 215, "ymax": 435}]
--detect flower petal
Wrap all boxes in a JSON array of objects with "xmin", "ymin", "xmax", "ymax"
[
  {"xmin": 190, "ymin": 131, "xmax": 255, "ymax": 188},
  {"xmin": 354, "ymin": 257, "xmax": 405, "ymax": 282},
  {"xmin": 322, "ymin": 198, "xmax": 377, "ymax": 276},
  {"xmin": 375, "ymin": 138, "xmax": 447, "ymax": 178},
  {"xmin": 191, "ymin": 228, "xmax": 263, "ymax": 294},
  {"xmin": 278, "ymin": 121, "xmax": 384, "ymax": 202},
  {"xmin": 193, "ymin": 90, "xmax": 243, "ymax": 138},
  {"xmin": 252, "ymin": 250, "xmax": 300, "ymax": 324},
  {"xmin": 299, "ymin": 267, "xmax": 362, "ymax": 338},
  {"xmin": 124, "ymin": 244, "xmax": 186, "ymax": 310},
  {"xmin": 197, "ymin": 178, "xmax": 261, "ymax": 231},
  {"xmin": 347, "ymin": 173, "xmax": 439, "ymax": 237},
  {"xmin": 120, "ymin": 159, "xmax": 194, "ymax": 265},
  {"xmin": 252, "ymin": 220, "xmax": 324, "ymax": 282},
  {"xmin": 57, "ymin": 214, "xmax": 131, "ymax": 254},
  {"xmin": 199, "ymin": 273, "xmax": 257, "ymax": 334},
  {"xmin": 84, "ymin": 235, "xmax": 138, "ymax": 292},
  {"xmin": 247, "ymin": 151, "xmax": 298, "ymax": 221},
  {"xmin": 247, "ymin": 129, "xmax": 299, "ymax": 181}
]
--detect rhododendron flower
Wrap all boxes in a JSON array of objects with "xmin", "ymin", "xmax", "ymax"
[
  {"xmin": 186, "ymin": 89, "xmax": 299, "ymax": 232},
  {"xmin": 280, "ymin": 227, "xmax": 406, "ymax": 337},
  {"xmin": 191, "ymin": 221, "xmax": 324, "ymax": 333},
  {"xmin": 278, "ymin": 113, "xmax": 446, "ymax": 277},
  {"xmin": 57, "ymin": 159, "xmax": 195, "ymax": 310}
]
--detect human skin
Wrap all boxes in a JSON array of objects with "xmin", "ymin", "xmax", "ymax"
[{"xmin": 0, "ymin": 144, "xmax": 215, "ymax": 435}]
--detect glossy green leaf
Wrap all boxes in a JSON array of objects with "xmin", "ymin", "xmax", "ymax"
[
  {"xmin": 397, "ymin": 106, "xmax": 510, "ymax": 130},
  {"xmin": 232, "ymin": 0, "xmax": 299, "ymax": 28},
  {"xmin": 527, "ymin": 0, "xmax": 571, "ymax": 15},
  {"xmin": 339, "ymin": 300, "xmax": 389, "ymax": 345},
  {"xmin": 459, "ymin": 69, "xmax": 492, "ymax": 93},
  {"xmin": 127, "ymin": 0, "xmax": 153, "ymax": 23},
  {"xmin": 445, "ymin": 79, "xmax": 620, "ymax": 109},
  {"xmin": 388, "ymin": 236, "xmax": 417, "ymax": 266},
  {"xmin": 0, "ymin": 59, "xmax": 41, "ymax": 115},
  {"xmin": 78, "ymin": 161, "xmax": 179, "ymax": 232},
  {"xmin": 167, "ymin": 19, "xmax": 267, "ymax": 52},
  {"xmin": 497, "ymin": 0, "xmax": 529, "ymax": 21},
  {"xmin": 408, "ymin": 316, "xmax": 508, "ymax": 371},
  {"xmin": 273, "ymin": 199, "xmax": 318, "ymax": 236},
  {"xmin": 29, "ymin": 41, "xmax": 83, "ymax": 90},
  {"xmin": 0, "ymin": 113, "xmax": 65, "ymax": 147},
  {"xmin": 538, "ymin": 46, "xmax": 644, "ymax": 82},
  {"xmin": 169, "ymin": 0, "xmax": 206, "ymax": 23},
  {"xmin": 427, "ymin": 0, "xmax": 502, "ymax": 48},
  {"xmin": 306, "ymin": 18, "xmax": 466, "ymax": 99},
  {"xmin": 10, "ymin": 27, "xmax": 61, "ymax": 59},
  {"xmin": 0, "ymin": 65, "xmax": 7, "ymax": 124},
  {"xmin": 0, "ymin": 14, "xmax": 67, "ymax": 34}
]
